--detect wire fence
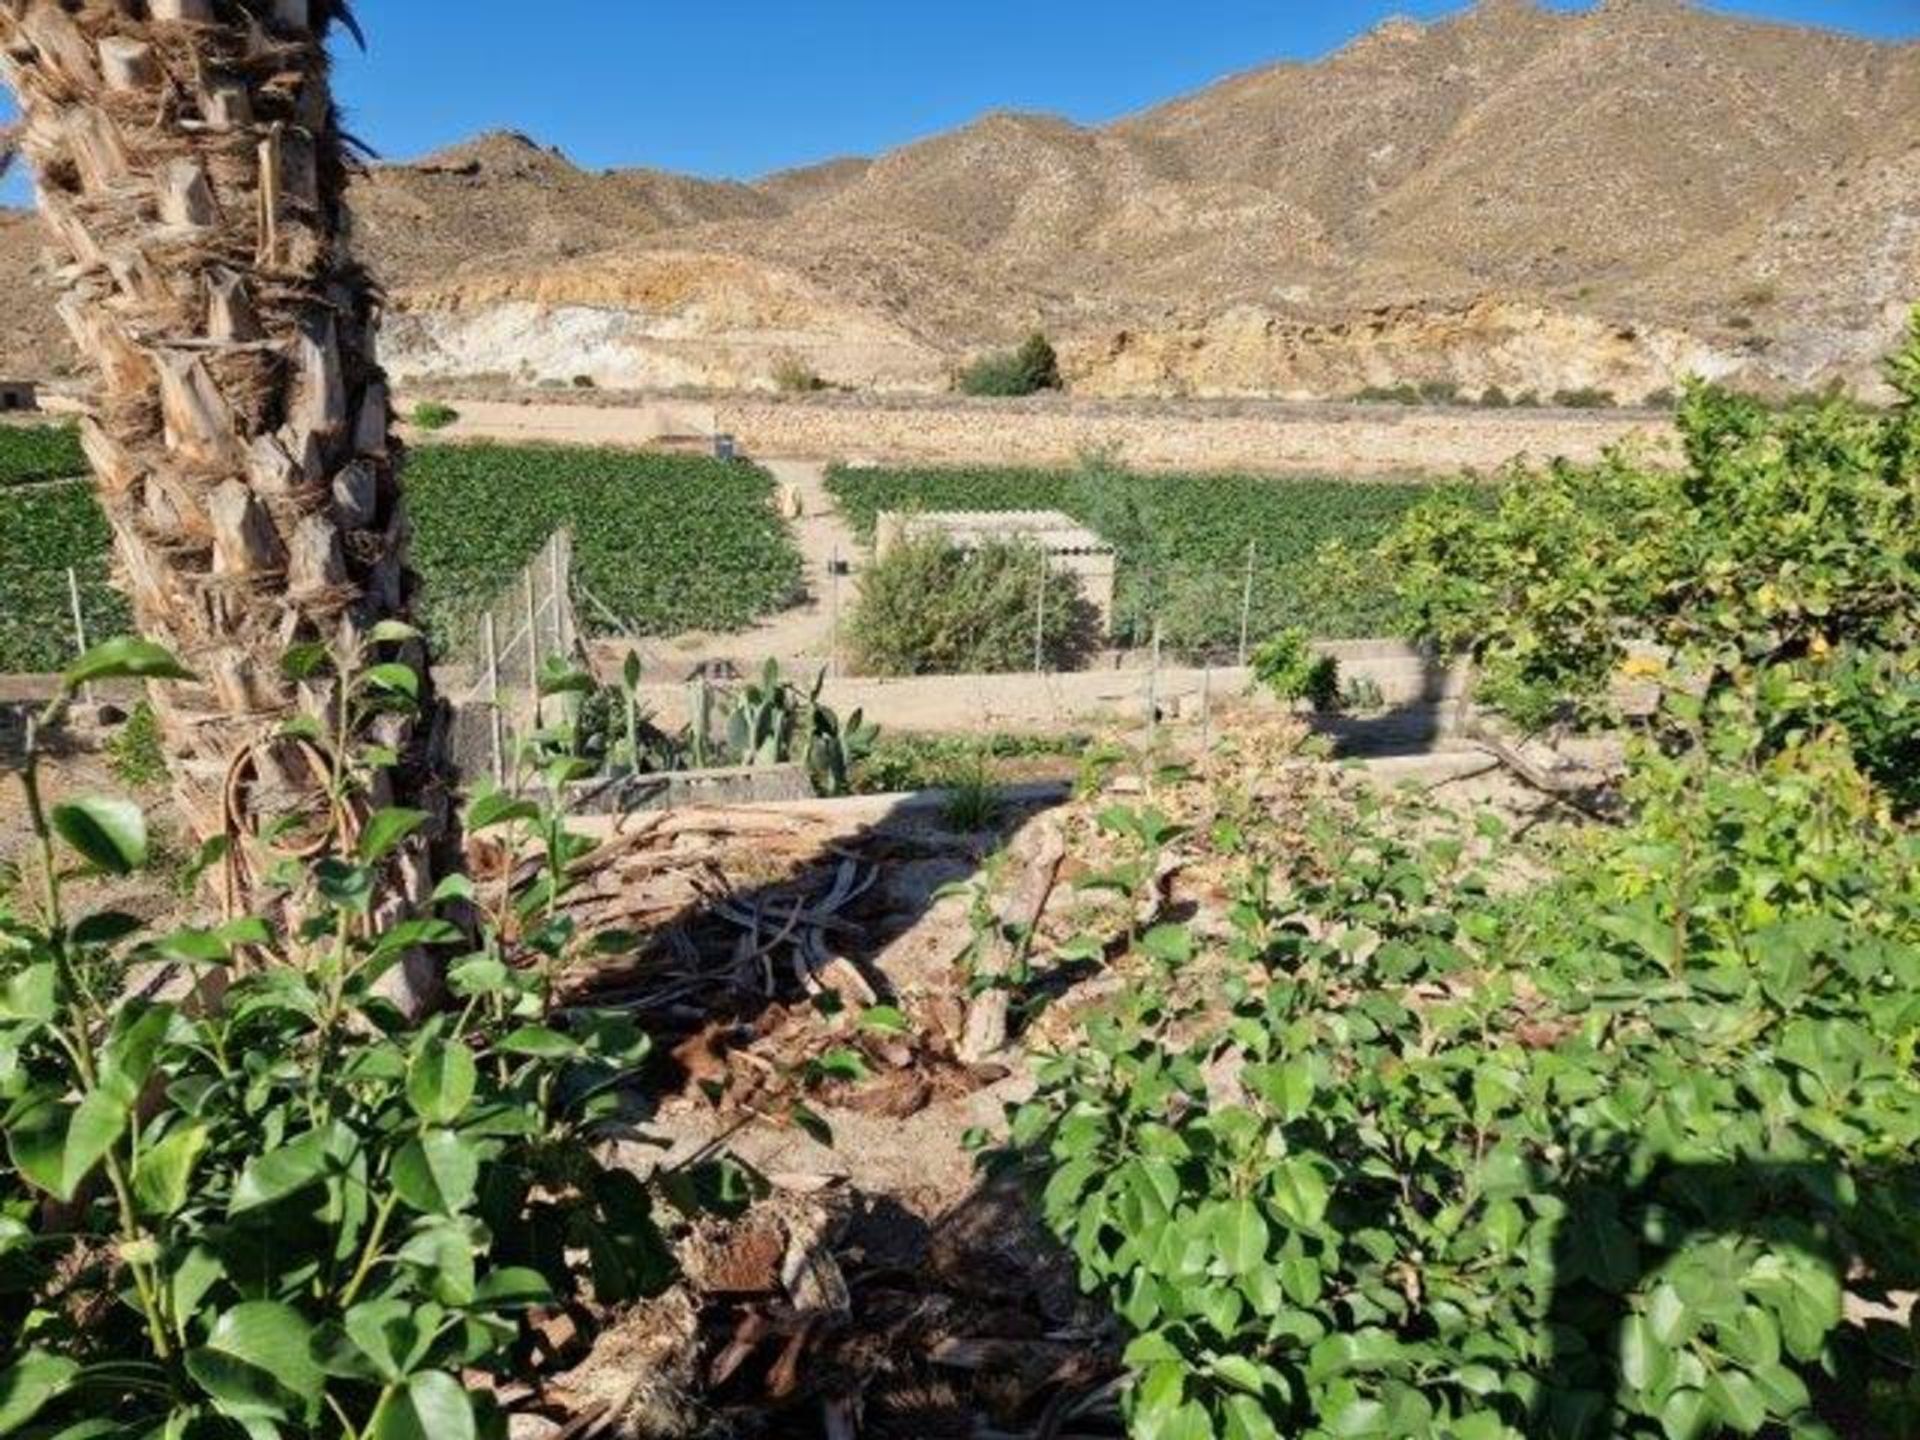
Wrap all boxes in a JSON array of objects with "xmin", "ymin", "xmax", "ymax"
[{"xmin": 446, "ymin": 528, "xmax": 579, "ymax": 787}]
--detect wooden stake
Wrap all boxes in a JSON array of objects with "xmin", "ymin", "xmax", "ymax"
[
  {"xmin": 828, "ymin": 546, "xmax": 841, "ymax": 679},
  {"xmin": 1148, "ymin": 619, "xmax": 1163, "ymax": 739},
  {"xmin": 66, "ymin": 568, "xmax": 94, "ymax": 704},
  {"xmin": 549, "ymin": 532, "xmax": 568, "ymax": 656},
  {"xmin": 1238, "ymin": 539, "xmax": 1256, "ymax": 667},
  {"xmin": 483, "ymin": 612, "xmax": 505, "ymax": 787}
]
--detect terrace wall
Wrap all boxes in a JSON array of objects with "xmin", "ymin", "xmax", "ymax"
[
  {"xmin": 414, "ymin": 391, "xmax": 1677, "ymax": 478},
  {"xmin": 714, "ymin": 395, "xmax": 1677, "ymax": 476}
]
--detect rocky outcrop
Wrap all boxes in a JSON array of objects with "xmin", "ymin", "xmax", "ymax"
[{"xmin": 1061, "ymin": 302, "xmax": 1743, "ymax": 403}]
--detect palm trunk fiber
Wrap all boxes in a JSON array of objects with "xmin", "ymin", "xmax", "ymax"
[{"xmin": 1, "ymin": 0, "xmax": 449, "ymax": 1009}]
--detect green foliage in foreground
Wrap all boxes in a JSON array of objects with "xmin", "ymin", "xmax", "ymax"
[
  {"xmin": 827, "ymin": 463, "xmax": 1442, "ymax": 646},
  {"xmin": 847, "ymin": 533, "xmax": 1102, "ymax": 675},
  {"xmin": 1016, "ymin": 724, "xmax": 1920, "ymax": 1440},
  {"xmin": 0, "ymin": 424, "xmax": 86, "ymax": 488},
  {"xmin": 1008, "ymin": 322, "xmax": 1920, "ymax": 1437},
  {"xmin": 0, "ymin": 636, "xmax": 679, "ymax": 1438},
  {"xmin": 0, "ymin": 480, "xmax": 129, "ymax": 673},
  {"xmin": 1383, "ymin": 351, "xmax": 1920, "ymax": 806},
  {"xmin": 401, "ymin": 444, "xmax": 805, "ymax": 650}
]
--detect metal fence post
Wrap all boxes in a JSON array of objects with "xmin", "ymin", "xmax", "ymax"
[
  {"xmin": 549, "ymin": 533, "xmax": 569, "ymax": 656},
  {"xmin": 65, "ymin": 567, "xmax": 94, "ymax": 704},
  {"xmin": 1033, "ymin": 550, "xmax": 1048, "ymax": 673},
  {"xmin": 1200, "ymin": 664, "xmax": 1213, "ymax": 755},
  {"xmin": 829, "ymin": 546, "xmax": 842, "ymax": 679},
  {"xmin": 524, "ymin": 570, "xmax": 540, "ymax": 695},
  {"xmin": 1147, "ymin": 618, "xmax": 1163, "ymax": 739},
  {"xmin": 483, "ymin": 612, "xmax": 505, "ymax": 787},
  {"xmin": 1238, "ymin": 539, "xmax": 1257, "ymax": 668}
]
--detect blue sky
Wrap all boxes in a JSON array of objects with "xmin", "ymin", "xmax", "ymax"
[{"xmin": 3, "ymin": 0, "xmax": 1915, "ymax": 205}]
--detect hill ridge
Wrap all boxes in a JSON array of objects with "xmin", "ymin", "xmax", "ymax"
[{"xmin": 1, "ymin": 1, "xmax": 1914, "ymax": 399}]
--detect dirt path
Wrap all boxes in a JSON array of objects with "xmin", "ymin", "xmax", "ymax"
[
  {"xmin": 605, "ymin": 459, "xmax": 864, "ymax": 679},
  {"xmin": 409, "ymin": 396, "xmax": 717, "ymax": 448}
]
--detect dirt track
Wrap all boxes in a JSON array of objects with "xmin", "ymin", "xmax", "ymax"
[{"xmin": 412, "ymin": 390, "xmax": 1678, "ymax": 477}]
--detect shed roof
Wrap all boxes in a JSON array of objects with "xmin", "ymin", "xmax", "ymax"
[{"xmin": 890, "ymin": 509, "xmax": 1113, "ymax": 556}]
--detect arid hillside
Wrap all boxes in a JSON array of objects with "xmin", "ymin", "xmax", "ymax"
[{"xmin": 2, "ymin": 0, "xmax": 1916, "ymax": 399}]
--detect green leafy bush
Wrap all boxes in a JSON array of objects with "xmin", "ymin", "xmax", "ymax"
[
  {"xmin": 1552, "ymin": 387, "xmax": 1618, "ymax": 410},
  {"xmin": 847, "ymin": 534, "xmax": 1101, "ymax": 675},
  {"xmin": 772, "ymin": 354, "xmax": 827, "ymax": 394},
  {"xmin": 1012, "ymin": 724, "xmax": 1920, "ymax": 1440},
  {"xmin": 1005, "ymin": 316, "xmax": 1920, "ymax": 1440},
  {"xmin": 1384, "ymin": 344, "xmax": 1920, "ymax": 805},
  {"xmin": 0, "ymin": 637, "xmax": 676, "ymax": 1437},
  {"xmin": 719, "ymin": 660, "xmax": 878, "ymax": 796},
  {"xmin": 1250, "ymin": 628, "xmax": 1340, "ymax": 711},
  {"xmin": 0, "ymin": 424, "xmax": 86, "ymax": 487},
  {"xmin": 958, "ymin": 333, "xmax": 1062, "ymax": 398},
  {"xmin": 409, "ymin": 401, "xmax": 460, "ymax": 430}
]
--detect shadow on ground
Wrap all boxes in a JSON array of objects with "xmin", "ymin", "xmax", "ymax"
[{"xmin": 535, "ymin": 782, "xmax": 1128, "ymax": 1436}]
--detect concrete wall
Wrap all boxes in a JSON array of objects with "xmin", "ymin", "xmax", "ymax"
[{"xmin": 634, "ymin": 642, "xmax": 1464, "ymax": 736}]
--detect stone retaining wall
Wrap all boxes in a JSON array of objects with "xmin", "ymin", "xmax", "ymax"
[
  {"xmin": 714, "ymin": 396, "xmax": 1676, "ymax": 476},
  {"xmin": 412, "ymin": 389, "xmax": 1678, "ymax": 478}
]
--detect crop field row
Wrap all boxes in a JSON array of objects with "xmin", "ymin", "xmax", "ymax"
[
  {"xmin": 0, "ymin": 423, "xmax": 87, "ymax": 488},
  {"xmin": 405, "ymin": 445, "xmax": 804, "ymax": 651},
  {"xmin": 0, "ymin": 446, "xmax": 805, "ymax": 673},
  {"xmin": 826, "ymin": 463, "xmax": 1454, "ymax": 643},
  {"xmin": 0, "ymin": 480, "xmax": 130, "ymax": 673}
]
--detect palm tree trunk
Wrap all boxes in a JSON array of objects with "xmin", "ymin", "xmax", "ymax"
[{"xmin": 0, "ymin": 0, "xmax": 449, "ymax": 1006}]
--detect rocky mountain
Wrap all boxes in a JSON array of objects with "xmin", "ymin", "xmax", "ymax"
[{"xmin": 2, "ymin": 0, "xmax": 1916, "ymax": 400}]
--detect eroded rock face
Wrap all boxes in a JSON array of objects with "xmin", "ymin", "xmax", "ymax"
[
  {"xmin": 380, "ymin": 251, "xmax": 948, "ymax": 393},
  {"xmin": 1058, "ymin": 301, "xmax": 1748, "ymax": 404}
]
